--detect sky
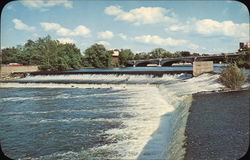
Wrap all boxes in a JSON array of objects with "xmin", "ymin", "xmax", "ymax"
[{"xmin": 1, "ymin": 0, "xmax": 249, "ymax": 54}]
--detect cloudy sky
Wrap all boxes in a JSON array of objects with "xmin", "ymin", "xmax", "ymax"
[{"xmin": 1, "ymin": 0, "xmax": 249, "ymax": 54}]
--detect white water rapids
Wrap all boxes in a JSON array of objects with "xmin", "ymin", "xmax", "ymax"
[{"xmin": 0, "ymin": 73, "xmax": 223, "ymax": 160}]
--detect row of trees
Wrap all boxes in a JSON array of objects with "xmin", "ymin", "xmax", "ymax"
[
  {"xmin": 1, "ymin": 37, "xmax": 135, "ymax": 70},
  {"xmin": 1, "ymin": 36, "xmax": 82, "ymax": 71},
  {"xmin": 133, "ymin": 49, "xmax": 207, "ymax": 60},
  {"xmin": 81, "ymin": 44, "xmax": 134, "ymax": 68},
  {"xmin": 1, "ymin": 35, "xmax": 249, "ymax": 71}
]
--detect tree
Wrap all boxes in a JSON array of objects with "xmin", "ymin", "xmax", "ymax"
[
  {"xmin": 192, "ymin": 53, "xmax": 200, "ymax": 56},
  {"xmin": 134, "ymin": 52, "xmax": 150, "ymax": 60},
  {"xmin": 1, "ymin": 35, "xmax": 83, "ymax": 71},
  {"xmin": 23, "ymin": 40, "xmax": 40, "ymax": 65},
  {"xmin": 202, "ymin": 53, "xmax": 210, "ymax": 56},
  {"xmin": 84, "ymin": 43, "xmax": 112, "ymax": 68},
  {"xmin": 180, "ymin": 51, "xmax": 191, "ymax": 57},
  {"xmin": 149, "ymin": 48, "xmax": 172, "ymax": 59},
  {"xmin": 173, "ymin": 51, "xmax": 181, "ymax": 58},
  {"xmin": 235, "ymin": 49, "xmax": 250, "ymax": 69},
  {"xmin": 119, "ymin": 49, "xmax": 134, "ymax": 66},
  {"xmin": 1, "ymin": 47, "xmax": 20, "ymax": 64}
]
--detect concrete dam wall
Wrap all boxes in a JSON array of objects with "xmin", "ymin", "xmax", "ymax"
[{"xmin": 193, "ymin": 61, "xmax": 214, "ymax": 77}]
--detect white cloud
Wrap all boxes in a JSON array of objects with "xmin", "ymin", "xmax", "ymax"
[
  {"xmin": 20, "ymin": 0, "xmax": 73, "ymax": 8},
  {"xmin": 12, "ymin": 18, "xmax": 35, "ymax": 31},
  {"xmin": 97, "ymin": 31, "xmax": 114, "ymax": 39},
  {"xmin": 104, "ymin": 5, "xmax": 177, "ymax": 25},
  {"xmin": 165, "ymin": 24, "xmax": 189, "ymax": 32},
  {"xmin": 133, "ymin": 35, "xmax": 187, "ymax": 46},
  {"xmin": 40, "ymin": 22, "xmax": 91, "ymax": 37},
  {"xmin": 74, "ymin": 26, "xmax": 91, "ymax": 36},
  {"xmin": 96, "ymin": 41, "xmax": 110, "ymax": 46},
  {"xmin": 118, "ymin": 33, "xmax": 127, "ymax": 40},
  {"xmin": 195, "ymin": 19, "xmax": 249, "ymax": 40},
  {"xmin": 40, "ymin": 22, "xmax": 61, "ymax": 30},
  {"xmin": 166, "ymin": 18, "xmax": 249, "ymax": 41},
  {"xmin": 57, "ymin": 38, "xmax": 75, "ymax": 44},
  {"xmin": 104, "ymin": 5, "xmax": 123, "ymax": 15}
]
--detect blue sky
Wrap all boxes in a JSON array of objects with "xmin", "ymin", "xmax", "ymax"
[{"xmin": 1, "ymin": 0, "xmax": 249, "ymax": 54}]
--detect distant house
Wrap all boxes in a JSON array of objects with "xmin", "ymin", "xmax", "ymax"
[
  {"xmin": 238, "ymin": 42, "xmax": 250, "ymax": 52},
  {"xmin": 111, "ymin": 49, "xmax": 120, "ymax": 65}
]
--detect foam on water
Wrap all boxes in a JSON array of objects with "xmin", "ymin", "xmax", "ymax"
[
  {"xmin": 0, "ymin": 91, "xmax": 127, "ymax": 102},
  {"xmin": 0, "ymin": 82, "xmax": 150, "ymax": 89},
  {"xmin": 1, "ymin": 73, "xmax": 223, "ymax": 160},
  {"xmin": 7, "ymin": 73, "xmax": 191, "ymax": 84}
]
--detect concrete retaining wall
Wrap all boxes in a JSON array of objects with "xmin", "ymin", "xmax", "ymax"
[
  {"xmin": 193, "ymin": 61, "xmax": 213, "ymax": 77},
  {"xmin": 0, "ymin": 65, "xmax": 39, "ymax": 80}
]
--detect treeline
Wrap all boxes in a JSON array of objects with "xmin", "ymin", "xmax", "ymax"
[
  {"xmin": 1, "ymin": 36, "xmax": 82, "ymax": 71},
  {"xmin": 1, "ymin": 35, "xmax": 134, "ymax": 70},
  {"xmin": 133, "ymin": 49, "xmax": 208, "ymax": 60},
  {"xmin": 1, "ymin": 35, "xmax": 249, "ymax": 71},
  {"xmin": 1, "ymin": 35, "xmax": 200, "ymax": 71},
  {"xmin": 235, "ymin": 49, "xmax": 250, "ymax": 68}
]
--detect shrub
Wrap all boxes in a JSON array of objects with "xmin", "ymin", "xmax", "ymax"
[{"xmin": 219, "ymin": 63, "xmax": 247, "ymax": 89}]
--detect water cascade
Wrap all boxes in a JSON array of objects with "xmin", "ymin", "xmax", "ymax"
[{"xmin": 0, "ymin": 73, "xmax": 222, "ymax": 160}]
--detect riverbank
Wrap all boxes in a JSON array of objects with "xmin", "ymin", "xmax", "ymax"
[
  {"xmin": 184, "ymin": 89, "xmax": 249, "ymax": 160},
  {"xmin": 0, "ymin": 65, "xmax": 38, "ymax": 81}
]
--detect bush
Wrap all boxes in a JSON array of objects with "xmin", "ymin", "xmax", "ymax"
[{"xmin": 219, "ymin": 63, "xmax": 247, "ymax": 89}]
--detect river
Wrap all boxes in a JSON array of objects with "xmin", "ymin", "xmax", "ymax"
[{"xmin": 0, "ymin": 65, "xmax": 241, "ymax": 159}]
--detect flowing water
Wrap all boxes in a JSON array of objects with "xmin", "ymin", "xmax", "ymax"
[{"xmin": 0, "ymin": 66, "xmax": 225, "ymax": 160}]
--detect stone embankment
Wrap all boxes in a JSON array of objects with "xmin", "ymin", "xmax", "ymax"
[
  {"xmin": 184, "ymin": 89, "xmax": 249, "ymax": 160},
  {"xmin": 0, "ymin": 65, "xmax": 38, "ymax": 81}
]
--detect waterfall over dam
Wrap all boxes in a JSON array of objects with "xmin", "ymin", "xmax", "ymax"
[{"xmin": 0, "ymin": 68, "xmax": 223, "ymax": 160}]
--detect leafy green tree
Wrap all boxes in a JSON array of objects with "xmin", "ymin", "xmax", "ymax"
[
  {"xmin": 119, "ymin": 49, "xmax": 134, "ymax": 66},
  {"xmin": 180, "ymin": 51, "xmax": 191, "ymax": 57},
  {"xmin": 192, "ymin": 53, "xmax": 200, "ymax": 56},
  {"xmin": 58, "ymin": 43, "xmax": 82, "ymax": 69},
  {"xmin": 202, "ymin": 53, "xmax": 210, "ymax": 56},
  {"xmin": 134, "ymin": 52, "xmax": 150, "ymax": 60},
  {"xmin": 149, "ymin": 48, "xmax": 172, "ymax": 58},
  {"xmin": 1, "ymin": 46, "xmax": 32, "ymax": 65},
  {"xmin": 23, "ymin": 40, "xmax": 40, "ymax": 65},
  {"xmin": 2, "ymin": 35, "xmax": 83, "ymax": 71},
  {"xmin": 236, "ymin": 49, "xmax": 250, "ymax": 68},
  {"xmin": 84, "ymin": 44, "xmax": 112, "ymax": 68},
  {"xmin": 1, "ymin": 47, "xmax": 20, "ymax": 64},
  {"xmin": 173, "ymin": 51, "xmax": 181, "ymax": 58},
  {"xmin": 37, "ymin": 36, "xmax": 61, "ymax": 71}
]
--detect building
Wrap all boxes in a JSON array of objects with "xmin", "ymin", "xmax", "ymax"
[
  {"xmin": 238, "ymin": 42, "xmax": 250, "ymax": 51},
  {"xmin": 247, "ymin": 42, "xmax": 250, "ymax": 48},
  {"xmin": 111, "ymin": 49, "xmax": 120, "ymax": 65}
]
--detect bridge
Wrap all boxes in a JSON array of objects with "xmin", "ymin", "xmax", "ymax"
[{"xmin": 126, "ymin": 54, "xmax": 240, "ymax": 67}]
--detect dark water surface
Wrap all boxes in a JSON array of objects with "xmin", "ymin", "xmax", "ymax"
[{"xmin": 0, "ymin": 88, "xmax": 131, "ymax": 159}]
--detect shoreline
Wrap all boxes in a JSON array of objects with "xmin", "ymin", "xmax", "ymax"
[{"xmin": 184, "ymin": 89, "xmax": 249, "ymax": 159}]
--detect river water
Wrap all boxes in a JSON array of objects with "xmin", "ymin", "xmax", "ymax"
[{"xmin": 0, "ymin": 65, "xmax": 234, "ymax": 160}]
